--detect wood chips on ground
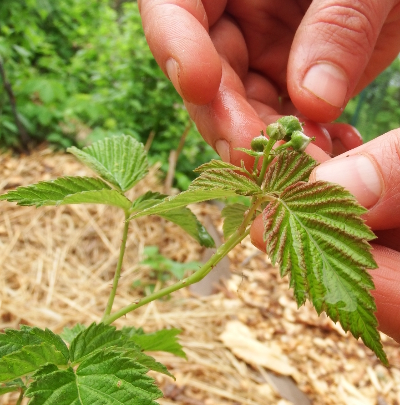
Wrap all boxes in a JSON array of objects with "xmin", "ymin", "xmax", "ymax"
[{"xmin": 0, "ymin": 148, "xmax": 400, "ymax": 405}]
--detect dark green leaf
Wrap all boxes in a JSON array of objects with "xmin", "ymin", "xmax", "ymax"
[
  {"xmin": 124, "ymin": 350, "xmax": 174, "ymax": 379},
  {"xmin": 131, "ymin": 329, "xmax": 186, "ymax": 359},
  {"xmin": 221, "ymin": 203, "xmax": 249, "ymax": 239},
  {"xmin": 131, "ymin": 191, "xmax": 166, "ymax": 212},
  {"xmin": 26, "ymin": 351, "xmax": 162, "ymax": 405},
  {"xmin": 190, "ymin": 169, "xmax": 262, "ymax": 196},
  {"xmin": 68, "ymin": 136, "xmax": 148, "ymax": 192},
  {"xmin": 0, "ymin": 177, "xmax": 131, "ymax": 210},
  {"xmin": 262, "ymin": 180, "xmax": 387, "ymax": 364}
]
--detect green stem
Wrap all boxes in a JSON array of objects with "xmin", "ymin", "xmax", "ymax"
[
  {"xmin": 257, "ymin": 137, "xmax": 276, "ymax": 186},
  {"xmin": 103, "ymin": 199, "xmax": 262, "ymax": 325},
  {"xmin": 102, "ymin": 211, "xmax": 130, "ymax": 321},
  {"xmin": 16, "ymin": 389, "xmax": 24, "ymax": 405}
]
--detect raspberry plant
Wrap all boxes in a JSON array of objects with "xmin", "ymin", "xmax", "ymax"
[{"xmin": 0, "ymin": 116, "xmax": 387, "ymax": 404}]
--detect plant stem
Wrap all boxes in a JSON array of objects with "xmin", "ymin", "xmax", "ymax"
[
  {"xmin": 16, "ymin": 389, "xmax": 24, "ymax": 405},
  {"xmin": 257, "ymin": 137, "xmax": 276, "ymax": 186},
  {"xmin": 102, "ymin": 211, "xmax": 130, "ymax": 321}
]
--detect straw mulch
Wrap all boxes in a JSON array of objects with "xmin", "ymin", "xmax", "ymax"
[{"xmin": 1, "ymin": 148, "xmax": 400, "ymax": 405}]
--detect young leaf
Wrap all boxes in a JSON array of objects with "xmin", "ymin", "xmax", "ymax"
[
  {"xmin": 190, "ymin": 169, "xmax": 262, "ymax": 196},
  {"xmin": 234, "ymin": 147, "xmax": 263, "ymax": 157},
  {"xmin": 60, "ymin": 324, "xmax": 87, "ymax": 344},
  {"xmin": 130, "ymin": 189, "xmax": 238, "ymax": 219},
  {"xmin": 0, "ymin": 343, "xmax": 68, "ymax": 383},
  {"xmin": 159, "ymin": 208, "xmax": 215, "ymax": 248},
  {"xmin": 26, "ymin": 351, "xmax": 162, "ymax": 405},
  {"xmin": 194, "ymin": 159, "xmax": 248, "ymax": 173},
  {"xmin": 68, "ymin": 135, "xmax": 148, "ymax": 192},
  {"xmin": 221, "ymin": 203, "xmax": 249, "ymax": 239},
  {"xmin": 130, "ymin": 329, "xmax": 186, "ymax": 359},
  {"xmin": 264, "ymin": 150, "xmax": 318, "ymax": 192},
  {"xmin": 0, "ymin": 326, "xmax": 68, "ymax": 361},
  {"xmin": 0, "ymin": 177, "xmax": 131, "ymax": 210},
  {"xmin": 262, "ymin": 180, "xmax": 387, "ymax": 364}
]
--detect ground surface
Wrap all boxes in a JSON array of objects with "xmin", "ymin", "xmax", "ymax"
[{"xmin": 1, "ymin": 148, "xmax": 400, "ymax": 405}]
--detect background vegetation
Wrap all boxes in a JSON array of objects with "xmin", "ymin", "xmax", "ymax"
[{"xmin": 1, "ymin": 0, "xmax": 399, "ymax": 187}]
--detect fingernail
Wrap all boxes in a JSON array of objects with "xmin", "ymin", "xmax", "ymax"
[
  {"xmin": 312, "ymin": 154, "xmax": 382, "ymax": 209},
  {"xmin": 215, "ymin": 139, "xmax": 231, "ymax": 163},
  {"xmin": 302, "ymin": 63, "xmax": 348, "ymax": 108},
  {"xmin": 166, "ymin": 58, "xmax": 183, "ymax": 97}
]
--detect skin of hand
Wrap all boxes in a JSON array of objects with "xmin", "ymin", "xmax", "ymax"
[{"xmin": 139, "ymin": 0, "xmax": 400, "ymax": 341}]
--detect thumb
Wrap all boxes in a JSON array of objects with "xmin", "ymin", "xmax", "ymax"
[
  {"xmin": 309, "ymin": 130, "xmax": 400, "ymax": 230},
  {"xmin": 288, "ymin": 0, "xmax": 393, "ymax": 122}
]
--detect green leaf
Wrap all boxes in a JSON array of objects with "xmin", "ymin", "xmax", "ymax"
[
  {"xmin": 68, "ymin": 136, "xmax": 148, "ymax": 192},
  {"xmin": 0, "ymin": 177, "xmax": 131, "ymax": 210},
  {"xmin": 0, "ymin": 343, "xmax": 68, "ymax": 383},
  {"xmin": 60, "ymin": 324, "xmax": 87, "ymax": 344},
  {"xmin": 190, "ymin": 169, "xmax": 262, "ymax": 196},
  {"xmin": 159, "ymin": 208, "xmax": 215, "ymax": 248},
  {"xmin": 25, "ymin": 351, "xmax": 162, "ymax": 405},
  {"xmin": 0, "ymin": 384, "xmax": 21, "ymax": 395},
  {"xmin": 194, "ymin": 159, "xmax": 248, "ymax": 173},
  {"xmin": 221, "ymin": 203, "xmax": 249, "ymax": 239},
  {"xmin": 124, "ymin": 350, "xmax": 174, "ymax": 379},
  {"xmin": 262, "ymin": 180, "xmax": 387, "ymax": 364},
  {"xmin": 130, "ymin": 329, "xmax": 186, "ymax": 359},
  {"xmin": 130, "ymin": 189, "xmax": 238, "ymax": 219},
  {"xmin": 131, "ymin": 191, "xmax": 166, "ymax": 212},
  {"xmin": 264, "ymin": 150, "xmax": 318, "ymax": 192},
  {"xmin": 234, "ymin": 147, "xmax": 263, "ymax": 157},
  {"xmin": 0, "ymin": 326, "xmax": 68, "ymax": 361}
]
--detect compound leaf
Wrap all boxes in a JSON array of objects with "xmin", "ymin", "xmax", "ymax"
[
  {"xmin": 194, "ymin": 160, "xmax": 247, "ymax": 173},
  {"xmin": 68, "ymin": 136, "xmax": 148, "ymax": 192},
  {"xmin": 25, "ymin": 351, "xmax": 162, "ymax": 405},
  {"xmin": 130, "ymin": 329, "xmax": 186, "ymax": 359},
  {"xmin": 262, "ymin": 180, "xmax": 387, "ymax": 364},
  {"xmin": 0, "ymin": 177, "xmax": 131, "ymax": 210},
  {"xmin": 124, "ymin": 350, "xmax": 174, "ymax": 379},
  {"xmin": 0, "ymin": 343, "xmax": 68, "ymax": 383},
  {"xmin": 190, "ymin": 169, "xmax": 262, "ymax": 196},
  {"xmin": 264, "ymin": 150, "xmax": 318, "ymax": 192},
  {"xmin": 60, "ymin": 324, "xmax": 87, "ymax": 344},
  {"xmin": 221, "ymin": 203, "xmax": 249, "ymax": 239}
]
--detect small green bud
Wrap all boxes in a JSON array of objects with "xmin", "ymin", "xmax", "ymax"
[
  {"xmin": 277, "ymin": 116, "xmax": 303, "ymax": 136},
  {"xmin": 290, "ymin": 131, "xmax": 313, "ymax": 152},
  {"xmin": 250, "ymin": 135, "xmax": 269, "ymax": 152},
  {"xmin": 266, "ymin": 122, "xmax": 286, "ymax": 140}
]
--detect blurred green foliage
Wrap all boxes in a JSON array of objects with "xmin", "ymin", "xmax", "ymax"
[
  {"xmin": 0, "ymin": 0, "xmax": 217, "ymax": 189},
  {"xmin": 339, "ymin": 56, "xmax": 400, "ymax": 142}
]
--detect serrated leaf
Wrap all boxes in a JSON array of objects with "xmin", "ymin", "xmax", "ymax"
[
  {"xmin": 124, "ymin": 350, "xmax": 174, "ymax": 379},
  {"xmin": 69, "ymin": 323, "xmax": 124, "ymax": 363},
  {"xmin": 131, "ymin": 191, "xmax": 166, "ymax": 212},
  {"xmin": 190, "ymin": 169, "xmax": 262, "ymax": 196},
  {"xmin": 0, "ymin": 343, "xmax": 68, "ymax": 383},
  {"xmin": 68, "ymin": 136, "xmax": 148, "ymax": 192},
  {"xmin": 26, "ymin": 351, "xmax": 162, "ymax": 405},
  {"xmin": 262, "ymin": 180, "xmax": 387, "ymax": 364},
  {"xmin": 0, "ymin": 177, "xmax": 131, "ymax": 210},
  {"xmin": 130, "ymin": 189, "xmax": 238, "ymax": 219},
  {"xmin": 130, "ymin": 329, "xmax": 186, "ymax": 359},
  {"xmin": 194, "ymin": 159, "xmax": 248, "ymax": 173},
  {"xmin": 221, "ymin": 203, "xmax": 249, "ymax": 239},
  {"xmin": 234, "ymin": 147, "xmax": 263, "ymax": 157},
  {"xmin": 60, "ymin": 324, "xmax": 87, "ymax": 344},
  {"xmin": 0, "ymin": 326, "xmax": 68, "ymax": 361},
  {"xmin": 264, "ymin": 150, "xmax": 318, "ymax": 192},
  {"xmin": 159, "ymin": 208, "xmax": 215, "ymax": 248}
]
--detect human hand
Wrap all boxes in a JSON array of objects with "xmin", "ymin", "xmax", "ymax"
[
  {"xmin": 139, "ymin": 0, "xmax": 400, "ymax": 164},
  {"xmin": 251, "ymin": 131, "xmax": 400, "ymax": 342}
]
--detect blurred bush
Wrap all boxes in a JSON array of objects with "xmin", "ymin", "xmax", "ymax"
[{"xmin": 0, "ymin": 0, "xmax": 217, "ymax": 189}]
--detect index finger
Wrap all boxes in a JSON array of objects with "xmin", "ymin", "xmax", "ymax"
[{"xmin": 139, "ymin": 0, "xmax": 225, "ymax": 104}]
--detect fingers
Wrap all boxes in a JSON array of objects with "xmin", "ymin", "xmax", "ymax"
[
  {"xmin": 139, "ymin": 0, "xmax": 224, "ymax": 104},
  {"xmin": 309, "ymin": 129, "xmax": 400, "ymax": 230},
  {"xmin": 287, "ymin": 0, "xmax": 396, "ymax": 122}
]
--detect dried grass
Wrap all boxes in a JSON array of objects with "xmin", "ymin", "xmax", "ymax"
[{"xmin": 1, "ymin": 148, "xmax": 400, "ymax": 405}]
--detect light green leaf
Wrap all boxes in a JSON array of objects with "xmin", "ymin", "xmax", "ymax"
[
  {"xmin": 190, "ymin": 169, "xmax": 262, "ymax": 196},
  {"xmin": 0, "ymin": 343, "xmax": 68, "ymax": 383},
  {"xmin": 234, "ymin": 147, "xmax": 263, "ymax": 157},
  {"xmin": 0, "ymin": 384, "xmax": 21, "ymax": 395},
  {"xmin": 130, "ymin": 189, "xmax": 238, "ymax": 219},
  {"xmin": 264, "ymin": 150, "xmax": 317, "ymax": 192},
  {"xmin": 124, "ymin": 350, "xmax": 174, "ymax": 379},
  {"xmin": 60, "ymin": 324, "xmax": 87, "ymax": 344},
  {"xmin": 130, "ymin": 329, "xmax": 186, "ymax": 359},
  {"xmin": 131, "ymin": 191, "xmax": 166, "ymax": 212},
  {"xmin": 26, "ymin": 351, "xmax": 162, "ymax": 405},
  {"xmin": 159, "ymin": 208, "xmax": 215, "ymax": 248},
  {"xmin": 0, "ymin": 177, "xmax": 131, "ymax": 210},
  {"xmin": 0, "ymin": 326, "xmax": 68, "ymax": 361},
  {"xmin": 194, "ymin": 159, "xmax": 248, "ymax": 173},
  {"xmin": 262, "ymin": 180, "xmax": 387, "ymax": 364},
  {"xmin": 221, "ymin": 203, "xmax": 249, "ymax": 239},
  {"xmin": 68, "ymin": 136, "xmax": 148, "ymax": 192}
]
